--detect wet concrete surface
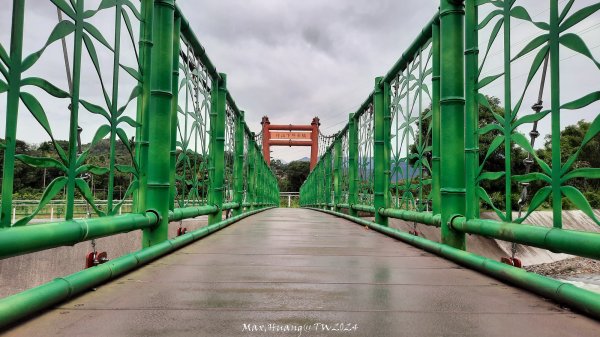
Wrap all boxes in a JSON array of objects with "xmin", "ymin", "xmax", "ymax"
[{"xmin": 3, "ymin": 208, "xmax": 600, "ymax": 336}]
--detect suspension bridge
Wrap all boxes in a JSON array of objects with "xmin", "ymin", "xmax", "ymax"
[{"xmin": 1, "ymin": 1, "xmax": 600, "ymax": 336}]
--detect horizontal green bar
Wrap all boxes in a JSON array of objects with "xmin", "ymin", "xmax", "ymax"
[
  {"xmin": 450, "ymin": 217, "xmax": 600, "ymax": 260},
  {"xmin": 168, "ymin": 205, "xmax": 218, "ymax": 222},
  {"xmin": 352, "ymin": 204, "xmax": 376, "ymax": 213},
  {"xmin": 306, "ymin": 208, "xmax": 600, "ymax": 319},
  {"xmin": 0, "ymin": 213, "xmax": 159, "ymax": 259},
  {"xmin": 222, "ymin": 202, "xmax": 240, "ymax": 211},
  {"xmin": 337, "ymin": 203, "xmax": 350, "ymax": 209},
  {"xmin": 176, "ymin": 5, "xmax": 220, "ymax": 82},
  {"xmin": 382, "ymin": 14, "xmax": 438, "ymax": 84},
  {"xmin": 0, "ymin": 207, "xmax": 274, "ymax": 328},
  {"xmin": 353, "ymin": 93, "xmax": 374, "ymax": 121},
  {"xmin": 379, "ymin": 208, "xmax": 441, "ymax": 227}
]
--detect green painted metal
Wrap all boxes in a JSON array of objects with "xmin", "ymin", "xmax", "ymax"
[
  {"xmin": 64, "ymin": 0, "xmax": 84, "ymax": 221},
  {"xmin": 450, "ymin": 216, "xmax": 600, "ymax": 260},
  {"xmin": 233, "ymin": 111, "xmax": 245, "ymax": 216},
  {"xmin": 351, "ymin": 204, "xmax": 376, "ymax": 213},
  {"xmin": 333, "ymin": 137, "xmax": 341, "ymax": 212},
  {"xmin": 134, "ymin": 0, "xmax": 154, "ymax": 215},
  {"xmin": 1, "ymin": 0, "xmax": 599, "ymax": 327},
  {"xmin": 0, "ymin": 1, "xmax": 279, "ymax": 326},
  {"xmin": 308, "ymin": 207, "xmax": 600, "ymax": 320},
  {"xmin": 348, "ymin": 113, "xmax": 358, "ymax": 217},
  {"xmin": 379, "ymin": 208, "xmax": 441, "ymax": 227},
  {"xmin": 168, "ymin": 15, "xmax": 181, "ymax": 212},
  {"xmin": 208, "ymin": 73, "xmax": 227, "ymax": 225},
  {"xmin": 248, "ymin": 134, "xmax": 256, "ymax": 210},
  {"xmin": 373, "ymin": 77, "xmax": 390, "ymax": 226},
  {"xmin": 549, "ymin": 0, "xmax": 562, "ymax": 227},
  {"xmin": 0, "ymin": 206, "xmax": 274, "ymax": 329},
  {"xmin": 431, "ymin": 18, "xmax": 441, "ymax": 214},
  {"xmin": 464, "ymin": 0, "xmax": 478, "ymax": 220},
  {"xmin": 439, "ymin": 0, "xmax": 466, "ymax": 249},
  {"xmin": 300, "ymin": 0, "xmax": 600, "ymax": 318},
  {"xmin": 1, "ymin": 0, "xmax": 25, "ymax": 227},
  {"xmin": 0, "ymin": 212, "xmax": 158, "ymax": 259},
  {"xmin": 382, "ymin": 15, "xmax": 437, "ymax": 85},
  {"xmin": 142, "ymin": 0, "xmax": 175, "ymax": 247},
  {"xmin": 168, "ymin": 205, "xmax": 218, "ymax": 222}
]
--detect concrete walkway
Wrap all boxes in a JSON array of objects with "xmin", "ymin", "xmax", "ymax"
[{"xmin": 4, "ymin": 208, "xmax": 600, "ymax": 336}]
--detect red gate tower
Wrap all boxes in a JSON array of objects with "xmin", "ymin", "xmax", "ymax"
[{"xmin": 260, "ymin": 116, "xmax": 320, "ymax": 171}]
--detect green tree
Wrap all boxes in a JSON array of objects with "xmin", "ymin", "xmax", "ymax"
[{"xmin": 285, "ymin": 161, "xmax": 310, "ymax": 192}]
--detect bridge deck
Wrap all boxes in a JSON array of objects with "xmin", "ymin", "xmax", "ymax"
[{"xmin": 5, "ymin": 208, "xmax": 600, "ymax": 336}]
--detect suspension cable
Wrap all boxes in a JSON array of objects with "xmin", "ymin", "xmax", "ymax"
[{"xmin": 511, "ymin": 52, "xmax": 550, "ymax": 261}]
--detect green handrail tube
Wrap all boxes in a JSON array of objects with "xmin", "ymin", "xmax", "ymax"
[
  {"xmin": 0, "ymin": 212, "xmax": 158, "ymax": 259},
  {"xmin": 0, "ymin": 207, "xmax": 274, "ymax": 328},
  {"xmin": 222, "ymin": 202, "xmax": 241, "ymax": 211},
  {"xmin": 168, "ymin": 205, "xmax": 218, "ymax": 222},
  {"xmin": 351, "ymin": 204, "xmax": 376, "ymax": 213},
  {"xmin": 382, "ymin": 14, "xmax": 438, "ymax": 84},
  {"xmin": 175, "ymin": 4, "xmax": 220, "ymax": 83},
  {"xmin": 379, "ymin": 208, "xmax": 441, "ymax": 227},
  {"xmin": 307, "ymin": 207, "xmax": 600, "ymax": 319},
  {"xmin": 450, "ymin": 217, "xmax": 600, "ymax": 260}
]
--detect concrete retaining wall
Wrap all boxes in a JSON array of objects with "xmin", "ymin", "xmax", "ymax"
[{"xmin": 0, "ymin": 217, "xmax": 208, "ymax": 298}]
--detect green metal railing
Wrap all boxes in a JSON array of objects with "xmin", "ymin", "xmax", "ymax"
[
  {"xmin": 301, "ymin": 0, "xmax": 600, "ymax": 318},
  {"xmin": 0, "ymin": 0, "xmax": 278, "ymax": 326}
]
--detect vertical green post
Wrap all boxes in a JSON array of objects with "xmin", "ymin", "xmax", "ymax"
[
  {"xmin": 333, "ymin": 138, "xmax": 342, "ymax": 212},
  {"xmin": 65, "ymin": 0, "xmax": 85, "ymax": 220},
  {"xmin": 373, "ymin": 77, "xmax": 390, "ymax": 226},
  {"xmin": 348, "ymin": 113, "xmax": 358, "ymax": 217},
  {"xmin": 464, "ymin": 0, "xmax": 479, "ymax": 219},
  {"xmin": 431, "ymin": 18, "xmax": 441, "ymax": 215},
  {"xmin": 326, "ymin": 151, "xmax": 332, "ymax": 209},
  {"xmin": 1, "ymin": 0, "xmax": 25, "ymax": 227},
  {"xmin": 440, "ymin": 0, "xmax": 466, "ymax": 249},
  {"xmin": 322, "ymin": 160, "xmax": 327, "ymax": 208},
  {"xmin": 247, "ymin": 134, "xmax": 256, "ymax": 210},
  {"xmin": 208, "ymin": 73, "xmax": 227, "ymax": 225},
  {"xmin": 142, "ymin": 0, "xmax": 175, "ymax": 247},
  {"xmin": 233, "ymin": 111, "xmax": 245, "ymax": 216},
  {"xmin": 549, "ymin": 0, "xmax": 562, "ymax": 228},
  {"xmin": 318, "ymin": 161, "xmax": 323, "ymax": 208},
  {"xmin": 168, "ymin": 14, "xmax": 181, "ymax": 212},
  {"xmin": 134, "ymin": 0, "xmax": 154, "ymax": 214}
]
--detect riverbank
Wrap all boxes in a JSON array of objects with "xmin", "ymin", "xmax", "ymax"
[{"xmin": 524, "ymin": 257, "xmax": 600, "ymax": 277}]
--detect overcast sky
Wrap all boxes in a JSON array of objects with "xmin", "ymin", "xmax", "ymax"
[
  {"xmin": 178, "ymin": 0, "xmax": 440, "ymax": 161},
  {"xmin": 1, "ymin": 0, "xmax": 598, "ymax": 163}
]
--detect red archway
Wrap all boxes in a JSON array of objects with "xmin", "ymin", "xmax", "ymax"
[{"xmin": 261, "ymin": 116, "xmax": 320, "ymax": 171}]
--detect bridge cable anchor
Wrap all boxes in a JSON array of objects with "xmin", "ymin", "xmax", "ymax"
[{"xmin": 176, "ymin": 220, "xmax": 188, "ymax": 237}]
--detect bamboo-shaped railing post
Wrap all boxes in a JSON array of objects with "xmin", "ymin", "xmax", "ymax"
[
  {"xmin": 233, "ymin": 112, "xmax": 245, "ymax": 216},
  {"xmin": 333, "ymin": 138, "xmax": 342, "ymax": 212},
  {"xmin": 431, "ymin": 17, "xmax": 441, "ymax": 215},
  {"xmin": 208, "ymin": 73, "xmax": 227, "ymax": 225},
  {"xmin": 373, "ymin": 77, "xmax": 391, "ymax": 226},
  {"xmin": 142, "ymin": 0, "xmax": 176, "ymax": 247},
  {"xmin": 348, "ymin": 113, "xmax": 359, "ymax": 217},
  {"xmin": 247, "ymin": 134, "xmax": 256, "ymax": 210},
  {"xmin": 439, "ymin": 0, "xmax": 466, "ymax": 249},
  {"xmin": 168, "ymin": 14, "xmax": 181, "ymax": 212}
]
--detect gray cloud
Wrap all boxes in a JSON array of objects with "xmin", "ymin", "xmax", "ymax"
[
  {"xmin": 177, "ymin": 0, "xmax": 438, "ymax": 161},
  {"xmin": 2, "ymin": 1, "xmax": 598, "ymax": 163}
]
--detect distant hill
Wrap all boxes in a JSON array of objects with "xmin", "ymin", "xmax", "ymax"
[{"xmin": 296, "ymin": 157, "xmax": 310, "ymax": 162}]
